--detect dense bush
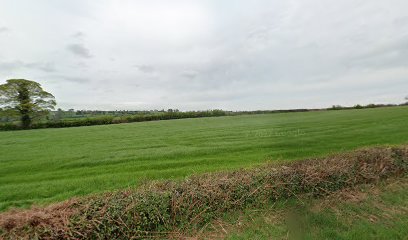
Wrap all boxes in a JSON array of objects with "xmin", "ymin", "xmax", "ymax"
[
  {"xmin": 1, "ymin": 146, "xmax": 407, "ymax": 239},
  {"xmin": 0, "ymin": 123, "xmax": 21, "ymax": 131}
]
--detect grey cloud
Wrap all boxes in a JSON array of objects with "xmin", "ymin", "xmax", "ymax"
[
  {"xmin": 0, "ymin": 60, "xmax": 56, "ymax": 72},
  {"xmin": 134, "ymin": 65, "xmax": 155, "ymax": 73},
  {"xmin": 1, "ymin": 0, "xmax": 408, "ymax": 110},
  {"xmin": 25, "ymin": 62, "xmax": 56, "ymax": 72},
  {"xmin": 72, "ymin": 31, "xmax": 85, "ymax": 38},
  {"xmin": 0, "ymin": 60, "xmax": 23, "ymax": 71},
  {"xmin": 180, "ymin": 70, "xmax": 198, "ymax": 79},
  {"xmin": 394, "ymin": 17, "xmax": 408, "ymax": 27},
  {"xmin": 59, "ymin": 76, "xmax": 90, "ymax": 83},
  {"xmin": 346, "ymin": 36, "xmax": 408, "ymax": 70},
  {"xmin": 0, "ymin": 27, "xmax": 10, "ymax": 33},
  {"xmin": 66, "ymin": 43, "xmax": 92, "ymax": 58},
  {"xmin": 73, "ymin": 62, "xmax": 89, "ymax": 69}
]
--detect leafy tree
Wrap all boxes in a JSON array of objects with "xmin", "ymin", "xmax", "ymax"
[{"xmin": 0, "ymin": 79, "xmax": 56, "ymax": 128}]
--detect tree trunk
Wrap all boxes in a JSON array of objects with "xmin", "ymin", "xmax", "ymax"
[
  {"xmin": 18, "ymin": 85, "xmax": 32, "ymax": 129},
  {"xmin": 20, "ymin": 110, "xmax": 31, "ymax": 129}
]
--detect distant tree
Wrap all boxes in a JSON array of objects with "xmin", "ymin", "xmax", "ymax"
[
  {"xmin": 366, "ymin": 104, "xmax": 377, "ymax": 108},
  {"xmin": 0, "ymin": 79, "xmax": 56, "ymax": 128},
  {"xmin": 329, "ymin": 105, "xmax": 343, "ymax": 110},
  {"xmin": 354, "ymin": 104, "xmax": 363, "ymax": 109},
  {"xmin": 55, "ymin": 108, "xmax": 63, "ymax": 121}
]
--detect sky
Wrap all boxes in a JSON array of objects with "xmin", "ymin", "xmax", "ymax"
[{"xmin": 0, "ymin": 0, "xmax": 407, "ymax": 111}]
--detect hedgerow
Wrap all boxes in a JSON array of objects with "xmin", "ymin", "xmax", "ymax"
[
  {"xmin": 0, "ymin": 110, "xmax": 228, "ymax": 130},
  {"xmin": 1, "ymin": 146, "xmax": 407, "ymax": 239}
]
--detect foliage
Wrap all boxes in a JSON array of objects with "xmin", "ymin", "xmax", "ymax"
[
  {"xmin": 0, "ymin": 79, "xmax": 56, "ymax": 128},
  {"xmin": 328, "ymin": 103, "xmax": 402, "ymax": 111},
  {"xmin": 0, "ymin": 109, "xmax": 228, "ymax": 130},
  {"xmin": 353, "ymin": 104, "xmax": 363, "ymax": 109},
  {"xmin": 0, "ymin": 146, "xmax": 407, "ymax": 239}
]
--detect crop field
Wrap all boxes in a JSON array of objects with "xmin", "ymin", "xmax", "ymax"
[{"xmin": 1, "ymin": 106, "xmax": 408, "ymax": 211}]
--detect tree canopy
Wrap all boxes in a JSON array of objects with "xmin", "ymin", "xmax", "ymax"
[{"xmin": 0, "ymin": 79, "xmax": 56, "ymax": 128}]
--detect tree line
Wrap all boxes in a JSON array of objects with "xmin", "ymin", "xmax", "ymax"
[
  {"xmin": 0, "ymin": 109, "xmax": 229, "ymax": 130},
  {"xmin": 1, "ymin": 79, "xmax": 407, "ymax": 131}
]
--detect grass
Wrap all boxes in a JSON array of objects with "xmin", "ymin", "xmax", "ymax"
[
  {"xmin": 1, "ymin": 146, "xmax": 406, "ymax": 239},
  {"xmin": 0, "ymin": 106, "xmax": 407, "ymax": 211},
  {"xmin": 222, "ymin": 177, "xmax": 408, "ymax": 240}
]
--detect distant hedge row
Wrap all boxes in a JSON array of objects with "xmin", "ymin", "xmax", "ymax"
[
  {"xmin": 0, "ymin": 110, "xmax": 228, "ymax": 130},
  {"xmin": 1, "ymin": 104, "xmax": 406, "ymax": 131}
]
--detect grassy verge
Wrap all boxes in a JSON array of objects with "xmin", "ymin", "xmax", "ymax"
[
  {"xmin": 217, "ymin": 177, "xmax": 408, "ymax": 240},
  {"xmin": 1, "ymin": 106, "xmax": 408, "ymax": 211},
  {"xmin": 1, "ymin": 145, "xmax": 407, "ymax": 239}
]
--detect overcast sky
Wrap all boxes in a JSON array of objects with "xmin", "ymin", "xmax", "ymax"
[{"xmin": 0, "ymin": 0, "xmax": 407, "ymax": 110}]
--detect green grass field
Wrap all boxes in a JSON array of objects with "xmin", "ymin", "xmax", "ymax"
[{"xmin": 1, "ymin": 107, "xmax": 407, "ymax": 211}]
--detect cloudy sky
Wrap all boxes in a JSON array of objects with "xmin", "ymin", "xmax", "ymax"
[{"xmin": 0, "ymin": 0, "xmax": 407, "ymax": 110}]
